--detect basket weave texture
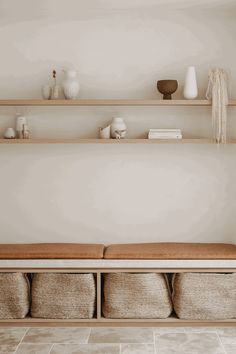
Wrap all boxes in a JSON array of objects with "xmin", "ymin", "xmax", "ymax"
[
  {"xmin": 173, "ymin": 273, "xmax": 236, "ymax": 320},
  {"xmin": 102, "ymin": 273, "xmax": 173, "ymax": 319},
  {"xmin": 0, "ymin": 273, "xmax": 30, "ymax": 319},
  {"xmin": 31, "ymin": 273, "xmax": 96, "ymax": 319}
]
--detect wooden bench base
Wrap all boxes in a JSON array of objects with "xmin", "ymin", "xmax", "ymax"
[
  {"xmin": 0, "ymin": 262, "xmax": 235, "ymax": 327},
  {"xmin": 0, "ymin": 317, "xmax": 236, "ymax": 327}
]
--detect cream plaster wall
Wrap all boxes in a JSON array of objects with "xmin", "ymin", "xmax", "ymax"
[{"xmin": 0, "ymin": 0, "xmax": 235, "ymax": 244}]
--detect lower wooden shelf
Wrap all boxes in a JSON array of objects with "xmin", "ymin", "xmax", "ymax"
[{"xmin": 0, "ymin": 138, "xmax": 234, "ymax": 144}]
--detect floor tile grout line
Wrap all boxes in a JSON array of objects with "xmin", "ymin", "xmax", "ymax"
[
  {"xmin": 82, "ymin": 342, "xmax": 154, "ymax": 345},
  {"xmin": 216, "ymin": 332, "xmax": 227, "ymax": 354},
  {"xmin": 184, "ymin": 330, "xmax": 219, "ymax": 334},
  {"xmin": 153, "ymin": 328, "xmax": 158, "ymax": 354},
  {"xmin": 22, "ymin": 341, "xmax": 118, "ymax": 345},
  {"xmin": 45, "ymin": 342, "xmax": 123, "ymax": 353},
  {"xmin": 17, "ymin": 340, "xmax": 157, "ymax": 345},
  {"xmin": 58, "ymin": 342, "xmax": 152, "ymax": 345},
  {"xmin": 14, "ymin": 343, "xmax": 57, "ymax": 346},
  {"xmin": 12, "ymin": 328, "xmax": 29, "ymax": 354},
  {"xmin": 86, "ymin": 327, "xmax": 92, "ymax": 344},
  {"xmin": 48, "ymin": 343, "xmax": 54, "ymax": 354}
]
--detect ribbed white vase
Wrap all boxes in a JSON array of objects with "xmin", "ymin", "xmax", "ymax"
[
  {"xmin": 183, "ymin": 66, "xmax": 198, "ymax": 99},
  {"xmin": 111, "ymin": 117, "xmax": 127, "ymax": 138},
  {"xmin": 62, "ymin": 70, "xmax": 80, "ymax": 99}
]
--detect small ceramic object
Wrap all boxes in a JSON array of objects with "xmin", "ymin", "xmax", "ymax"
[
  {"xmin": 62, "ymin": 69, "xmax": 80, "ymax": 99},
  {"xmin": 183, "ymin": 66, "xmax": 198, "ymax": 99},
  {"xmin": 4, "ymin": 127, "xmax": 16, "ymax": 139},
  {"xmin": 157, "ymin": 80, "xmax": 178, "ymax": 99},
  {"xmin": 42, "ymin": 84, "xmax": 52, "ymax": 100},
  {"xmin": 51, "ymin": 69, "xmax": 61, "ymax": 99},
  {"xmin": 111, "ymin": 117, "xmax": 127, "ymax": 138},
  {"xmin": 52, "ymin": 84, "xmax": 61, "ymax": 99},
  {"xmin": 22, "ymin": 124, "xmax": 30, "ymax": 139},
  {"xmin": 114, "ymin": 129, "xmax": 127, "ymax": 139},
  {"xmin": 16, "ymin": 116, "xmax": 27, "ymax": 139},
  {"xmin": 99, "ymin": 125, "xmax": 111, "ymax": 139}
]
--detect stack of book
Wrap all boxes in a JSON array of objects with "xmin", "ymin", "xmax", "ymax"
[{"xmin": 148, "ymin": 129, "xmax": 182, "ymax": 140}]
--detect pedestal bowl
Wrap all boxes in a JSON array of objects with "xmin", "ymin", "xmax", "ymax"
[{"xmin": 157, "ymin": 80, "xmax": 178, "ymax": 100}]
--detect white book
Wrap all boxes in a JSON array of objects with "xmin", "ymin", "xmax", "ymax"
[
  {"xmin": 149, "ymin": 129, "xmax": 181, "ymax": 132},
  {"xmin": 148, "ymin": 135, "xmax": 182, "ymax": 139},
  {"xmin": 148, "ymin": 133, "xmax": 182, "ymax": 136},
  {"xmin": 148, "ymin": 132, "xmax": 182, "ymax": 136},
  {"xmin": 149, "ymin": 128, "xmax": 181, "ymax": 131},
  {"xmin": 148, "ymin": 133, "xmax": 182, "ymax": 139},
  {"xmin": 148, "ymin": 133, "xmax": 182, "ymax": 137}
]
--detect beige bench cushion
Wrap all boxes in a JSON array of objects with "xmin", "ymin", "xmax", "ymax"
[
  {"xmin": 104, "ymin": 242, "xmax": 236, "ymax": 260},
  {"xmin": 0, "ymin": 243, "xmax": 105, "ymax": 259}
]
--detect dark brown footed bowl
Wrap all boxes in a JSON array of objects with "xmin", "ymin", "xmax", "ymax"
[{"xmin": 157, "ymin": 80, "xmax": 178, "ymax": 100}]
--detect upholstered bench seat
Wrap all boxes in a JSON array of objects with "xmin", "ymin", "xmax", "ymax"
[
  {"xmin": 0, "ymin": 242, "xmax": 235, "ymax": 323},
  {"xmin": 0, "ymin": 243, "xmax": 105, "ymax": 259},
  {"xmin": 0, "ymin": 242, "xmax": 235, "ymax": 260},
  {"xmin": 104, "ymin": 242, "xmax": 236, "ymax": 260}
]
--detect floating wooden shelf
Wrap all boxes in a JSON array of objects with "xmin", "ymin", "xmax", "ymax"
[
  {"xmin": 0, "ymin": 138, "xmax": 235, "ymax": 144},
  {"xmin": 0, "ymin": 99, "xmax": 235, "ymax": 106},
  {"xmin": 0, "ymin": 99, "xmax": 235, "ymax": 145},
  {"xmin": 0, "ymin": 99, "xmax": 215, "ymax": 106}
]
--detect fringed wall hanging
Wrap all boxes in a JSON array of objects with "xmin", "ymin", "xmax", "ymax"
[{"xmin": 206, "ymin": 68, "xmax": 229, "ymax": 144}]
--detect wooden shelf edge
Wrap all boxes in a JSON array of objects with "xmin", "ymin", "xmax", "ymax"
[
  {"xmin": 0, "ymin": 99, "xmax": 213, "ymax": 106},
  {"xmin": 0, "ymin": 138, "xmax": 228, "ymax": 144},
  {"xmin": 0, "ymin": 99, "xmax": 235, "ymax": 106}
]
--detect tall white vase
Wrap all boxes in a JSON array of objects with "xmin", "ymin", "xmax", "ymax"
[
  {"xmin": 183, "ymin": 66, "xmax": 198, "ymax": 99},
  {"xmin": 62, "ymin": 70, "xmax": 80, "ymax": 99}
]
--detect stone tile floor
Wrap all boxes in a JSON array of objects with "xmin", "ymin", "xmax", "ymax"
[{"xmin": 0, "ymin": 327, "xmax": 235, "ymax": 353}]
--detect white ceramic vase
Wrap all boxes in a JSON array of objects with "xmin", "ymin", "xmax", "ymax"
[
  {"xmin": 4, "ymin": 128, "xmax": 16, "ymax": 139},
  {"xmin": 42, "ymin": 84, "xmax": 52, "ymax": 100},
  {"xmin": 16, "ymin": 116, "xmax": 27, "ymax": 138},
  {"xmin": 16, "ymin": 116, "xmax": 27, "ymax": 130},
  {"xmin": 99, "ymin": 125, "xmax": 111, "ymax": 139},
  {"xmin": 183, "ymin": 66, "xmax": 198, "ymax": 99},
  {"xmin": 111, "ymin": 117, "xmax": 127, "ymax": 139},
  {"xmin": 62, "ymin": 70, "xmax": 80, "ymax": 99}
]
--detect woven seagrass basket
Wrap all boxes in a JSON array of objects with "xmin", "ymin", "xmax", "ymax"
[
  {"xmin": 0, "ymin": 273, "xmax": 30, "ymax": 319},
  {"xmin": 173, "ymin": 273, "xmax": 236, "ymax": 320},
  {"xmin": 102, "ymin": 273, "xmax": 173, "ymax": 319},
  {"xmin": 31, "ymin": 273, "xmax": 96, "ymax": 319}
]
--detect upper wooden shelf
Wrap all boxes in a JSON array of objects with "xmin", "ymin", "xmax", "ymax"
[{"xmin": 0, "ymin": 99, "xmax": 235, "ymax": 106}]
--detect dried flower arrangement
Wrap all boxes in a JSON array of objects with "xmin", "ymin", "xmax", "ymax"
[{"xmin": 206, "ymin": 68, "xmax": 229, "ymax": 144}]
